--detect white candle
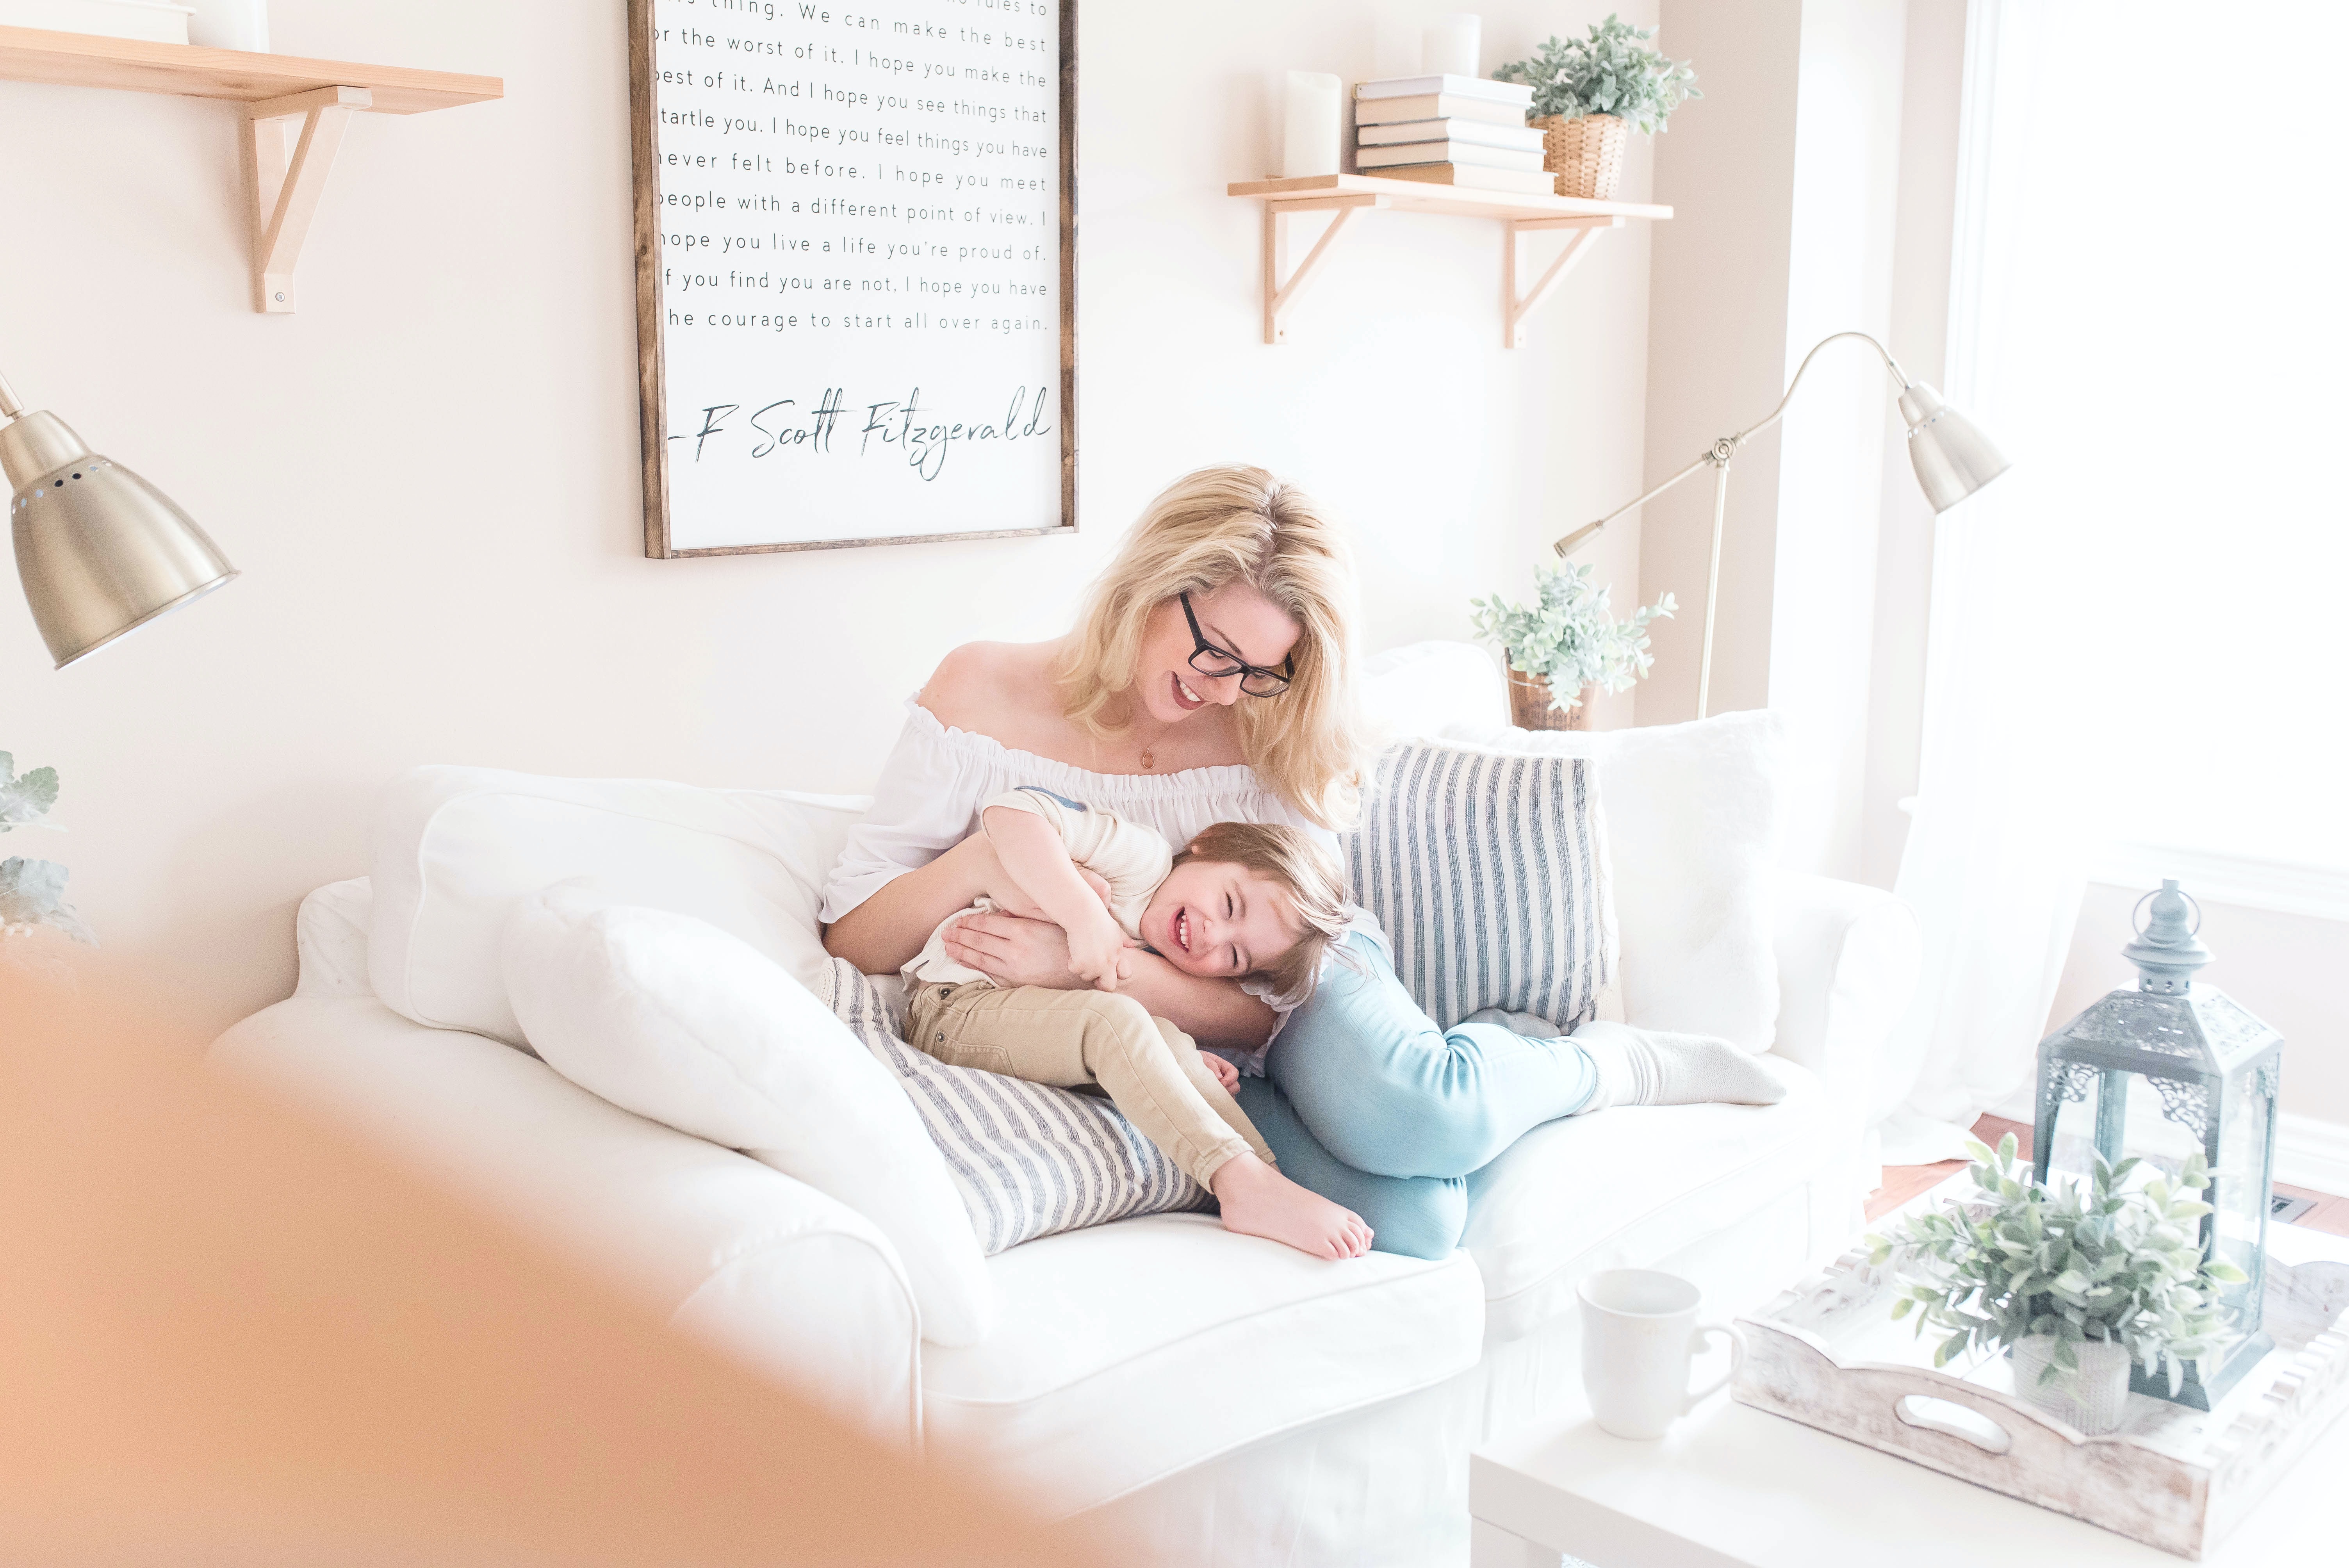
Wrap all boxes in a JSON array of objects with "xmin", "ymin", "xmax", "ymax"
[
  {"xmin": 1281, "ymin": 71, "xmax": 1342, "ymax": 179},
  {"xmin": 187, "ymin": 0, "xmax": 271, "ymax": 52},
  {"xmin": 1422, "ymin": 13, "xmax": 1481, "ymax": 79}
]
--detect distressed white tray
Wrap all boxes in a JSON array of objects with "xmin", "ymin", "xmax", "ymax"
[{"xmin": 1732, "ymin": 1230, "xmax": 2349, "ymax": 1559}]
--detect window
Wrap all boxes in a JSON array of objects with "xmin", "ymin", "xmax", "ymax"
[{"xmin": 1952, "ymin": 1, "xmax": 2349, "ymax": 878}]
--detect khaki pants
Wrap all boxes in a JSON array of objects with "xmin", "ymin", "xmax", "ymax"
[{"xmin": 905, "ymin": 981, "xmax": 1275, "ymax": 1190}]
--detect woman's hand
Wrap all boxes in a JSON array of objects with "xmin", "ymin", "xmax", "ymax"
[{"xmin": 943, "ymin": 910, "xmax": 1087, "ymax": 989}]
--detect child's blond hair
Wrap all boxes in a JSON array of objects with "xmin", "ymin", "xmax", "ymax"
[{"xmin": 1171, "ymin": 822, "xmax": 1351, "ymax": 1004}]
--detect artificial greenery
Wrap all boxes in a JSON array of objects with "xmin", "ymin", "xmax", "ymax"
[
  {"xmin": 1493, "ymin": 14, "xmax": 1700, "ymax": 131},
  {"xmin": 1869, "ymin": 1133, "xmax": 2246, "ymax": 1397},
  {"xmin": 1470, "ymin": 562, "xmax": 1674, "ymax": 713},
  {"xmin": 0, "ymin": 752, "xmax": 93, "ymax": 946}
]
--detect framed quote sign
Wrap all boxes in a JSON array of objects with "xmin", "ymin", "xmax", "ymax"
[{"xmin": 627, "ymin": 0, "xmax": 1076, "ymax": 556}]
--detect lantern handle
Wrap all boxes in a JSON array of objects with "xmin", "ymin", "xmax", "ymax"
[{"xmin": 2131, "ymin": 886, "xmax": 2202, "ymax": 940}]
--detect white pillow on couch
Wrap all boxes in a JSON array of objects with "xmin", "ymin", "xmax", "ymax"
[
  {"xmin": 1438, "ymin": 709, "xmax": 1789, "ymax": 1052},
  {"xmin": 501, "ymin": 880, "xmax": 995, "ymax": 1348},
  {"xmin": 369, "ymin": 765, "xmax": 868, "ymax": 1049}
]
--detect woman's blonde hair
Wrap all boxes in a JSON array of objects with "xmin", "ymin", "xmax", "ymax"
[
  {"xmin": 1171, "ymin": 822, "xmax": 1351, "ymax": 1004},
  {"xmin": 1052, "ymin": 465, "xmax": 1365, "ymax": 828}
]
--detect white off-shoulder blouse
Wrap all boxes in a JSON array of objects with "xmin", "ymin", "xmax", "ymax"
[{"xmin": 821, "ymin": 700, "xmax": 1351, "ymax": 1060}]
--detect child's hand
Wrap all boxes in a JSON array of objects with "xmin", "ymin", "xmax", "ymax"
[
  {"xmin": 1205, "ymin": 1053, "xmax": 1240, "ymax": 1095},
  {"xmin": 1065, "ymin": 909, "xmax": 1133, "ymax": 991}
]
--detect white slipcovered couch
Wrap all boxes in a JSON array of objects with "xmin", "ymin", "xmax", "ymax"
[{"xmin": 210, "ymin": 643, "xmax": 1920, "ymax": 1566}]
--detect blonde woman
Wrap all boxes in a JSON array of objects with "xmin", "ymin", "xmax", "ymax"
[{"xmin": 822, "ymin": 466, "xmax": 1631, "ymax": 1260}]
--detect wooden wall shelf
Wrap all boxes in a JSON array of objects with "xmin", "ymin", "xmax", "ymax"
[
  {"xmin": 1228, "ymin": 174, "xmax": 1672, "ymax": 348},
  {"xmin": 0, "ymin": 25, "xmax": 503, "ymax": 311}
]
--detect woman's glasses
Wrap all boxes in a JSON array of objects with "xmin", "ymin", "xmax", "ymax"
[{"xmin": 1180, "ymin": 591, "xmax": 1293, "ymax": 697}]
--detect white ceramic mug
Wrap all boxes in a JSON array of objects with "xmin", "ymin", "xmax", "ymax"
[{"xmin": 1577, "ymin": 1269, "xmax": 1743, "ymax": 1440}]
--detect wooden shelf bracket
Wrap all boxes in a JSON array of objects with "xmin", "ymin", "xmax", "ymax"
[
  {"xmin": 245, "ymin": 85, "xmax": 370, "ymax": 314},
  {"xmin": 1505, "ymin": 214, "xmax": 1623, "ymax": 349},
  {"xmin": 1261, "ymin": 193, "xmax": 1387, "ymax": 344}
]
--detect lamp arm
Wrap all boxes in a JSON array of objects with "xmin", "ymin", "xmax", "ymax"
[
  {"xmin": 0, "ymin": 365, "xmax": 22, "ymax": 420},
  {"xmin": 1551, "ymin": 330, "xmax": 1914, "ymax": 557}
]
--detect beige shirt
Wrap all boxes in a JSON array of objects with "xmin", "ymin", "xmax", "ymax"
[{"xmin": 903, "ymin": 787, "xmax": 1175, "ymax": 990}]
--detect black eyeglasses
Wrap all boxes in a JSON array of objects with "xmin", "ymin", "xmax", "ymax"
[{"xmin": 1180, "ymin": 591, "xmax": 1294, "ymax": 697}]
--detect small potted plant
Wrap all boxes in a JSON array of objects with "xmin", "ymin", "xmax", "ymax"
[
  {"xmin": 1494, "ymin": 14, "xmax": 1699, "ymax": 200},
  {"xmin": 1869, "ymin": 1134, "xmax": 2245, "ymax": 1435},
  {"xmin": 1, "ymin": 751, "xmax": 95, "ymax": 968},
  {"xmin": 1470, "ymin": 561, "xmax": 1674, "ymax": 731}
]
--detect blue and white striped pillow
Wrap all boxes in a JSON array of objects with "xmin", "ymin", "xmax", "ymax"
[
  {"xmin": 1344, "ymin": 740, "xmax": 1616, "ymax": 1032},
  {"xmin": 818, "ymin": 958, "xmax": 1212, "ymax": 1254}
]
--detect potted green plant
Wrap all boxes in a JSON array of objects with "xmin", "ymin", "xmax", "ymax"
[
  {"xmin": 1470, "ymin": 561, "xmax": 1674, "ymax": 731},
  {"xmin": 1869, "ymin": 1133, "xmax": 2246, "ymax": 1435},
  {"xmin": 1, "ymin": 751, "xmax": 95, "ymax": 964},
  {"xmin": 1494, "ymin": 14, "xmax": 1699, "ymax": 200}
]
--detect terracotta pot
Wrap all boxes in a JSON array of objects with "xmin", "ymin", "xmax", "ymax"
[{"xmin": 1508, "ymin": 668, "xmax": 1593, "ymax": 732}]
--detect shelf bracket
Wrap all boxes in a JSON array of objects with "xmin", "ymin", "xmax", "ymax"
[
  {"xmin": 1504, "ymin": 215, "xmax": 1622, "ymax": 349},
  {"xmin": 244, "ymin": 85, "xmax": 372, "ymax": 314},
  {"xmin": 1262, "ymin": 194, "xmax": 1387, "ymax": 345}
]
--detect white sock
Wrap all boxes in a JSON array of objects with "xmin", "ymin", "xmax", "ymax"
[{"xmin": 1567, "ymin": 1019, "xmax": 1788, "ymax": 1111}]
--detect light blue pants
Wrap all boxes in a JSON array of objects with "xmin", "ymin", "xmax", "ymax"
[{"xmin": 1234, "ymin": 933, "xmax": 1598, "ymax": 1260}]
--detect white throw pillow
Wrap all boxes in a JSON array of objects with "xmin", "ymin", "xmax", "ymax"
[
  {"xmin": 501, "ymin": 882, "xmax": 994, "ymax": 1347},
  {"xmin": 369, "ymin": 765, "xmax": 868, "ymax": 1048},
  {"xmin": 1439, "ymin": 711, "xmax": 1788, "ymax": 1051}
]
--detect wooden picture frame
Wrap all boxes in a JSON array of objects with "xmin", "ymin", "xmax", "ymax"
[{"xmin": 627, "ymin": 0, "xmax": 1077, "ymax": 557}]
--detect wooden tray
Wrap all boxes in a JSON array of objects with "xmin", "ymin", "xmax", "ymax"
[{"xmin": 1732, "ymin": 1231, "xmax": 2349, "ymax": 1559}]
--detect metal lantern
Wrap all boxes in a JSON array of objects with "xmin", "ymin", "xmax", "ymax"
[{"xmin": 2031, "ymin": 880, "xmax": 2282, "ymax": 1408}]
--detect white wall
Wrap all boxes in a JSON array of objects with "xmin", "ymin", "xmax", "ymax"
[
  {"xmin": 0, "ymin": 0, "xmax": 1657, "ymax": 1036},
  {"xmin": 1639, "ymin": 0, "xmax": 1802, "ymax": 726}
]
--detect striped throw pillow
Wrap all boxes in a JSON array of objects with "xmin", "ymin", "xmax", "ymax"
[
  {"xmin": 818, "ymin": 959, "xmax": 1212, "ymax": 1254},
  {"xmin": 1344, "ymin": 740, "xmax": 1616, "ymax": 1032}
]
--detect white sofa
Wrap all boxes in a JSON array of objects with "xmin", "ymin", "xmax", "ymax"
[{"xmin": 210, "ymin": 645, "xmax": 1920, "ymax": 1567}]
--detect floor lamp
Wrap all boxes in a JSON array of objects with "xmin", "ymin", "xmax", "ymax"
[
  {"xmin": 1555, "ymin": 330, "xmax": 2010, "ymax": 718},
  {"xmin": 2, "ymin": 363, "xmax": 237, "ymax": 669}
]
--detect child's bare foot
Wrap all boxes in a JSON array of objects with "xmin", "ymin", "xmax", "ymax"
[{"xmin": 1210, "ymin": 1155, "xmax": 1373, "ymax": 1260}]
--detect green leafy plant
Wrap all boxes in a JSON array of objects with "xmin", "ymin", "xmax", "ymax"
[
  {"xmin": 1493, "ymin": 14, "xmax": 1700, "ymax": 131},
  {"xmin": 1470, "ymin": 562, "xmax": 1674, "ymax": 714},
  {"xmin": 0, "ymin": 752, "xmax": 93, "ymax": 946},
  {"xmin": 1868, "ymin": 1133, "xmax": 2245, "ymax": 1397}
]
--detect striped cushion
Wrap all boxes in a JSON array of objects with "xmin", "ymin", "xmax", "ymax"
[
  {"xmin": 818, "ymin": 958, "xmax": 1212, "ymax": 1254},
  {"xmin": 1343, "ymin": 740, "xmax": 1616, "ymax": 1031}
]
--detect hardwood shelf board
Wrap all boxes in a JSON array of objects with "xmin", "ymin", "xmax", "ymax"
[
  {"xmin": 0, "ymin": 25, "xmax": 502, "ymax": 114},
  {"xmin": 1229, "ymin": 172, "xmax": 1670, "ymax": 224}
]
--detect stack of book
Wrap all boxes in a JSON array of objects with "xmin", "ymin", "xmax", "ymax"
[{"xmin": 1352, "ymin": 73, "xmax": 1548, "ymax": 194}]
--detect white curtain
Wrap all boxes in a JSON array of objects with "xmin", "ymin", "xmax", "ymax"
[{"xmin": 1879, "ymin": 0, "xmax": 2349, "ymax": 1162}]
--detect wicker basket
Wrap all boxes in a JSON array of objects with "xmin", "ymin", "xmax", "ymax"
[
  {"xmin": 1532, "ymin": 112, "xmax": 1629, "ymax": 200},
  {"xmin": 1507, "ymin": 668, "xmax": 1593, "ymax": 732}
]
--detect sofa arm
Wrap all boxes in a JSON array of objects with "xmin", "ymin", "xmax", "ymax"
[
  {"xmin": 210, "ymin": 996, "xmax": 921, "ymax": 1448},
  {"xmin": 1769, "ymin": 874, "xmax": 1921, "ymax": 1105}
]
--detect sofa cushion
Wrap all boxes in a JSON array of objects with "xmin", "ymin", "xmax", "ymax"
[
  {"xmin": 820, "ymin": 960, "xmax": 1214, "ymax": 1253},
  {"xmin": 502, "ymin": 884, "xmax": 994, "ymax": 1347},
  {"xmin": 1342, "ymin": 739, "xmax": 1616, "ymax": 1031},
  {"xmin": 1462, "ymin": 1059, "xmax": 1846, "ymax": 1341},
  {"xmin": 921, "ymin": 1212, "xmax": 1484, "ymax": 1515},
  {"xmin": 1441, "ymin": 709, "xmax": 1789, "ymax": 1051},
  {"xmin": 369, "ymin": 765, "xmax": 868, "ymax": 1048}
]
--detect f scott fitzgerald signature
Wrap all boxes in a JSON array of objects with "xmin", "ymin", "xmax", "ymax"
[{"xmin": 672, "ymin": 387, "xmax": 1053, "ymax": 481}]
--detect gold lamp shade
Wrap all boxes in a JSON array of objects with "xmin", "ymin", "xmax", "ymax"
[{"xmin": 3, "ymin": 401, "xmax": 236, "ymax": 670}]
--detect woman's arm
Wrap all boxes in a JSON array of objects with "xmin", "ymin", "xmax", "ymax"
[
  {"xmin": 940, "ymin": 912, "xmax": 1278, "ymax": 1051},
  {"xmin": 821, "ymin": 833, "xmax": 998, "ymax": 974}
]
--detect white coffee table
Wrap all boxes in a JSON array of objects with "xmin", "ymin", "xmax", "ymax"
[{"xmin": 1470, "ymin": 1221, "xmax": 2349, "ymax": 1568}]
